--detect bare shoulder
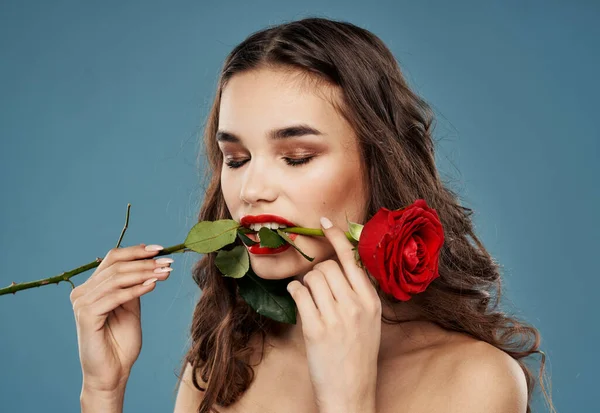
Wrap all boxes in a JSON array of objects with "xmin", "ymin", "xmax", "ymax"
[
  {"xmin": 173, "ymin": 333, "xmax": 272, "ymax": 413},
  {"xmin": 173, "ymin": 361, "xmax": 206, "ymax": 413},
  {"xmin": 413, "ymin": 336, "xmax": 529, "ymax": 413},
  {"xmin": 450, "ymin": 339, "xmax": 528, "ymax": 412}
]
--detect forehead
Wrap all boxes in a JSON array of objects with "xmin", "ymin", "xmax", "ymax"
[{"xmin": 218, "ymin": 68, "xmax": 349, "ymax": 138}]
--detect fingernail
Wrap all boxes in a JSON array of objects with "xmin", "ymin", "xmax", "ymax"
[
  {"xmin": 155, "ymin": 257, "xmax": 174, "ymax": 265},
  {"xmin": 154, "ymin": 267, "xmax": 173, "ymax": 274},
  {"xmin": 143, "ymin": 277, "xmax": 158, "ymax": 286},
  {"xmin": 145, "ymin": 244, "xmax": 164, "ymax": 251},
  {"xmin": 320, "ymin": 217, "xmax": 332, "ymax": 229}
]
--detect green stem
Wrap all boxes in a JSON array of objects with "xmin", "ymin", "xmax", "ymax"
[
  {"xmin": 0, "ymin": 207, "xmax": 356, "ymax": 297},
  {"xmin": 0, "ymin": 203, "xmax": 191, "ymax": 296},
  {"xmin": 279, "ymin": 227, "xmax": 356, "ymax": 242},
  {"xmin": 0, "ymin": 243, "xmax": 190, "ymax": 296}
]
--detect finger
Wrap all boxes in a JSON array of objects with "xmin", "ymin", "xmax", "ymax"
[
  {"xmin": 96, "ymin": 243, "xmax": 164, "ymax": 275},
  {"xmin": 287, "ymin": 280, "xmax": 322, "ymax": 333},
  {"xmin": 71, "ymin": 246, "xmax": 168, "ymax": 302},
  {"xmin": 312, "ymin": 260, "xmax": 356, "ymax": 306},
  {"xmin": 87, "ymin": 257, "xmax": 170, "ymax": 294},
  {"xmin": 320, "ymin": 216, "xmax": 374, "ymax": 298},
  {"xmin": 80, "ymin": 266, "xmax": 172, "ymax": 307},
  {"xmin": 88, "ymin": 281, "xmax": 158, "ymax": 319},
  {"xmin": 302, "ymin": 269, "xmax": 337, "ymax": 321},
  {"xmin": 74, "ymin": 277, "xmax": 159, "ymax": 333}
]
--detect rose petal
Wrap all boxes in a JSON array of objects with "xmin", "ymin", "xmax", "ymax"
[
  {"xmin": 358, "ymin": 200, "xmax": 445, "ymax": 302},
  {"xmin": 388, "ymin": 270, "xmax": 412, "ymax": 301},
  {"xmin": 402, "ymin": 237, "xmax": 419, "ymax": 271},
  {"xmin": 374, "ymin": 233, "xmax": 392, "ymax": 294},
  {"xmin": 358, "ymin": 208, "xmax": 392, "ymax": 277}
]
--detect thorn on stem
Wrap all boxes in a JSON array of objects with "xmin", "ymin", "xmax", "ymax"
[{"xmin": 96, "ymin": 257, "xmax": 103, "ymax": 263}]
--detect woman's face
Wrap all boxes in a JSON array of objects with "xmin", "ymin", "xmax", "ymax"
[{"xmin": 218, "ymin": 67, "xmax": 368, "ymax": 281}]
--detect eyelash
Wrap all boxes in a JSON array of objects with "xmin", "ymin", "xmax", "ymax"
[{"xmin": 224, "ymin": 156, "xmax": 314, "ymax": 169}]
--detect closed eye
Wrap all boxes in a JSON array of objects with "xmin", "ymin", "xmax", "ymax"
[{"xmin": 224, "ymin": 156, "xmax": 315, "ymax": 169}]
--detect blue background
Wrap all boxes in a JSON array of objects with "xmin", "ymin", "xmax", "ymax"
[{"xmin": 1, "ymin": 1, "xmax": 597, "ymax": 412}]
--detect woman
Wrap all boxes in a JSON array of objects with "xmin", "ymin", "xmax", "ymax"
[{"xmin": 72, "ymin": 17, "xmax": 555, "ymax": 413}]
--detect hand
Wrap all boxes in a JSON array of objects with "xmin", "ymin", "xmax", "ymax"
[
  {"xmin": 70, "ymin": 244, "xmax": 173, "ymax": 393},
  {"xmin": 286, "ymin": 217, "xmax": 381, "ymax": 413}
]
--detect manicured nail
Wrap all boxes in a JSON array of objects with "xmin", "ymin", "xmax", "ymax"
[
  {"xmin": 320, "ymin": 216, "xmax": 332, "ymax": 229},
  {"xmin": 145, "ymin": 244, "xmax": 164, "ymax": 251},
  {"xmin": 155, "ymin": 257, "xmax": 174, "ymax": 265},
  {"xmin": 143, "ymin": 277, "xmax": 158, "ymax": 286},
  {"xmin": 154, "ymin": 267, "xmax": 173, "ymax": 274}
]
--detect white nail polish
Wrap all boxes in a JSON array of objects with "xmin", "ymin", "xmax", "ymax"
[
  {"xmin": 143, "ymin": 278, "xmax": 158, "ymax": 286},
  {"xmin": 320, "ymin": 216, "xmax": 333, "ymax": 229},
  {"xmin": 155, "ymin": 257, "xmax": 174, "ymax": 265}
]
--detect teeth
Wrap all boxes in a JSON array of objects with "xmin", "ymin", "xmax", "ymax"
[{"xmin": 249, "ymin": 222, "xmax": 288, "ymax": 231}]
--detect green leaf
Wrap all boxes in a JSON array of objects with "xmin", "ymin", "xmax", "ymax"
[
  {"xmin": 275, "ymin": 229, "xmax": 314, "ymax": 262},
  {"xmin": 347, "ymin": 222, "xmax": 364, "ymax": 242},
  {"xmin": 235, "ymin": 267, "xmax": 297, "ymax": 324},
  {"xmin": 345, "ymin": 212, "xmax": 364, "ymax": 242},
  {"xmin": 237, "ymin": 230, "xmax": 258, "ymax": 246},
  {"xmin": 184, "ymin": 219, "xmax": 239, "ymax": 253},
  {"xmin": 352, "ymin": 246, "xmax": 364, "ymax": 269},
  {"xmin": 258, "ymin": 227, "xmax": 286, "ymax": 248},
  {"xmin": 215, "ymin": 245, "xmax": 249, "ymax": 278}
]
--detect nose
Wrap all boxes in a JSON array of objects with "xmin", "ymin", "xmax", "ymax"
[{"xmin": 239, "ymin": 158, "xmax": 277, "ymax": 205}]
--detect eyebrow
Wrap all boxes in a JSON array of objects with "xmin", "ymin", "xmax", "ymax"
[{"xmin": 216, "ymin": 124, "xmax": 324, "ymax": 143}]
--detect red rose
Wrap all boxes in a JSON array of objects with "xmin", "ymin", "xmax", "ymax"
[{"xmin": 357, "ymin": 199, "xmax": 444, "ymax": 301}]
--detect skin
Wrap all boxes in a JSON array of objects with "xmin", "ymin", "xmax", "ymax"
[
  {"xmin": 214, "ymin": 67, "xmax": 528, "ymax": 413},
  {"xmin": 71, "ymin": 69, "xmax": 527, "ymax": 413},
  {"xmin": 218, "ymin": 67, "xmax": 426, "ymax": 358},
  {"xmin": 218, "ymin": 67, "xmax": 430, "ymax": 411}
]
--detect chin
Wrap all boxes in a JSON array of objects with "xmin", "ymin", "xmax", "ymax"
[
  {"xmin": 248, "ymin": 249, "xmax": 310, "ymax": 280},
  {"xmin": 247, "ymin": 238, "xmax": 334, "ymax": 280},
  {"xmin": 249, "ymin": 261, "xmax": 298, "ymax": 280}
]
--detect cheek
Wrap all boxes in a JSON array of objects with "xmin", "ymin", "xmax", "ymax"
[
  {"xmin": 291, "ymin": 158, "xmax": 363, "ymax": 211},
  {"xmin": 220, "ymin": 171, "xmax": 239, "ymax": 211}
]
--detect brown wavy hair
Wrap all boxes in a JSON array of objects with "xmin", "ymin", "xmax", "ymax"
[{"xmin": 174, "ymin": 16, "xmax": 555, "ymax": 413}]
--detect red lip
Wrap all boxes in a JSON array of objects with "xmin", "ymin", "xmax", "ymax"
[
  {"xmin": 247, "ymin": 242, "xmax": 294, "ymax": 255},
  {"xmin": 240, "ymin": 214, "xmax": 299, "ymax": 255},
  {"xmin": 240, "ymin": 214, "xmax": 297, "ymax": 228}
]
